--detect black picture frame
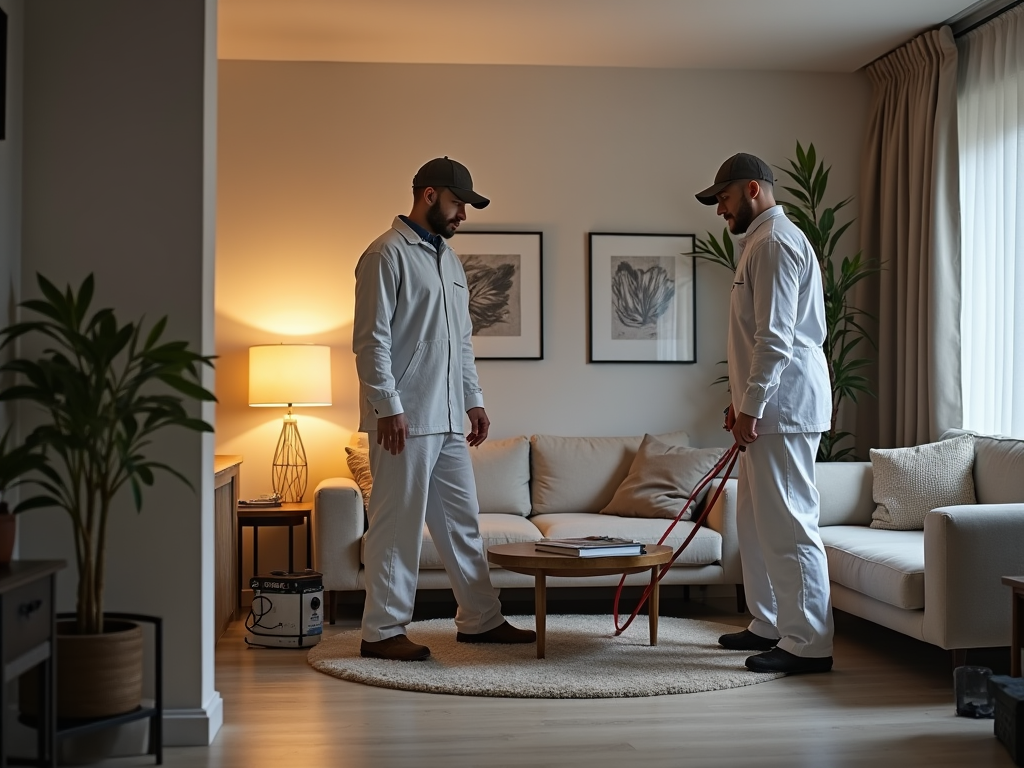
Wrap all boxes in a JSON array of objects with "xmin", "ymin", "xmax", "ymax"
[
  {"xmin": 449, "ymin": 230, "xmax": 544, "ymax": 360},
  {"xmin": 588, "ymin": 232, "xmax": 697, "ymax": 363}
]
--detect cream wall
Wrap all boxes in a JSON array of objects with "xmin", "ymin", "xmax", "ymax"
[{"xmin": 216, "ymin": 61, "xmax": 871, "ymax": 519}]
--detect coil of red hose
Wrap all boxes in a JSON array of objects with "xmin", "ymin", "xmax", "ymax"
[{"xmin": 612, "ymin": 442, "xmax": 743, "ymax": 635}]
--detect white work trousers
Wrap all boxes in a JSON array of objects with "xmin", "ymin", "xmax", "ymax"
[
  {"xmin": 361, "ymin": 431, "xmax": 503, "ymax": 642},
  {"xmin": 736, "ymin": 432, "xmax": 834, "ymax": 657}
]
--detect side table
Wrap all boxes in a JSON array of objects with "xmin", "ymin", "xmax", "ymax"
[
  {"xmin": 237, "ymin": 503, "xmax": 313, "ymax": 612},
  {"xmin": 1003, "ymin": 576, "xmax": 1024, "ymax": 676},
  {"xmin": 1, "ymin": 560, "xmax": 65, "ymax": 768}
]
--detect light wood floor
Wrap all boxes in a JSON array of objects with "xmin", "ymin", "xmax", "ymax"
[{"xmin": 111, "ymin": 596, "xmax": 1020, "ymax": 767}]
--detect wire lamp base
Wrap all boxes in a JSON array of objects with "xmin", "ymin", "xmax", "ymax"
[{"xmin": 272, "ymin": 412, "xmax": 308, "ymax": 502}]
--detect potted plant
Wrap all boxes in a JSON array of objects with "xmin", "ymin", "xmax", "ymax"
[
  {"xmin": 1, "ymin": 273, "xmax": 216, "ymax": 718},
  {"xmin": 0, "ymin": 428, "xmax": 48, "ymax": 564},
  {"xmin": 693, "ymin": 142, "xmax": 879, "ymax": 460}
]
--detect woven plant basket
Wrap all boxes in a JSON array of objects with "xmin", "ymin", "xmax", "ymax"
[{"xmin": 21, "ymin": 618, "xmax": 144, "ymax": 719}]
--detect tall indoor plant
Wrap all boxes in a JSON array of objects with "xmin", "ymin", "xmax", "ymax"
[
  {"xmin": 0, "ymin": 274, "xmax": 216, "ymax": 633},
  {"xmin": 694, "ymin": 142, "xmax": 878, "ymax": 460}
]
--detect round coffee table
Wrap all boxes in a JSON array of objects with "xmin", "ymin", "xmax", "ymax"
[{"xmin": 487, "ymin": 542, "xmax": 675, "ymax": 658}]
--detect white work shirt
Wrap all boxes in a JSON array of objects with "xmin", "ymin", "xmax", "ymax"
[
  {"xmin": 727, "ymin": 206, "xmax": 832, "ymax": 434},
  {"xmin": 353, "ymin": 217, "xmax": 484, "ymax": 435}
]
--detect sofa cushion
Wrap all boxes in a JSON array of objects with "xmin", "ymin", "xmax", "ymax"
[
  {"xmin": 344, "ymin": 436, "xmax": 532, "ymax": 517},
  {"xmin": 530, "ymin": 430, "xmax": 690, "ymax": 515},
  {"xmin": 530, "ymin": 513, "xmax": 721, "ymax": 566},
  {"xmin": 943, "ymin": 429, "xmax": 1024, "ymax": 505},
  {"xmin": 599, "ymin": 434, "xmax": 726, "ymax": 520},
  {"xmin": 869, "ymin": 434, "xmax": 977, "ymax": 530},
  {"xmin": 469, "ymin": 436, "xmax": 531, "ymax": 516},
  {"xmin": 816, "ymin": 462, "xmax": 875, "ymax": 527},
  {"xmin": 820, "ymin": 526, "xmax": 925, "ymax": 609},
  {"xmin": 417, "ymin": 514, "xmax": 543, "ymax": 570}
]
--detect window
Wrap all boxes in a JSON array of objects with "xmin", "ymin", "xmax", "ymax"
[{"xmin": 957, "ymin": 5, "xmax": 1024, "ymax": 437}]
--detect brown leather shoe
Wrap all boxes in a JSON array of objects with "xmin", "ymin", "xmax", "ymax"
[
  {"xmin": 456, "ymin": 620, "xmax": 537, "ymax": 644},
  {"xmin": 360, "ymin": 635, "xmax": 430, "ymax": 661}
]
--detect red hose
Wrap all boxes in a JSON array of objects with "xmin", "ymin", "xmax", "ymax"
[{"xmin": 612, "ymin": 442, "xmax": 742, "ymax": 635}]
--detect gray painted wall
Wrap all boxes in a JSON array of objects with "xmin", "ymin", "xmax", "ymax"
[{"xmin": 17, "ymin": 0, "xmax": 219, "ymax": 746}]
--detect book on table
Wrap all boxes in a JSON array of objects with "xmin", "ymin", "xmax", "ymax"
[{"xmin": 534, "ymin": 536, "xmax": 645, "ymax": 557}]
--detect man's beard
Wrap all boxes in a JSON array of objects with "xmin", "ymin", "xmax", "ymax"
[
  {"xmin": 728, "ymin": 196, "xmax": 756, "ymax": 235},
  {"xmin": 426, "ymin": 199, "xmax": 458, "ymax": 239}
]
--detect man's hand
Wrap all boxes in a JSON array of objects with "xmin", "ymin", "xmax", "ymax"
[
  {"xmin": 723, "ymin": 404, "xmax": 736, "ymax": 432},
  {"xmin": 377, "ymin": 413, "xmax": 409, "ymax": 455},
  {"xmin": 466, "ymin": 407, "xmax": 490, "ymax": 447},
  {"xmin": 731, "ymin": 410, "xmax": 759, "ymax": 446}
]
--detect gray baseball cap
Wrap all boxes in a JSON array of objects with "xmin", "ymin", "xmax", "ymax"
[
  {"xmin": 412, "ymin": 156, "xmax": 490, "ymax": 209},
  {"xmin": 695, "ymin": 153, "xmax": 774, "ymax": 205}
]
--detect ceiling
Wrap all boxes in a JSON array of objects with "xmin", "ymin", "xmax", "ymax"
[{"xmin": 218, "ymin": 0, "xmax": 990, "ymax": 73}]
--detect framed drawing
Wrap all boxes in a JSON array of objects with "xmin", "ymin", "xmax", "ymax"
[
  {"xmin": 588, "ymin": 232, "xmax": 696, "ymax": 363},
  {"xmin": 449, "ymin": 231, "xmax": 543, "ymax": 360}
]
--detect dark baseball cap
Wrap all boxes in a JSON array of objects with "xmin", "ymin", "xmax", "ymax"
[
  {"xmin": 412, "ymin": 156, "xmax": 490, "ymax": 209},
  {"xmin": 695, "ymin": 153, "xmax": 775, "ymax": 205}
]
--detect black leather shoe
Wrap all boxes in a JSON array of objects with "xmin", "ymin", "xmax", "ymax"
[
  {"xmin": 745, "ymin": 647, "xmax": 833, "ymax": 674},
  {"xmin": 457, "ymin": 620, "xmax": 536, "ymax": 644},
  {"xmin": 718, "ymin": 629, "xmax": 778, "ymax": 651}
]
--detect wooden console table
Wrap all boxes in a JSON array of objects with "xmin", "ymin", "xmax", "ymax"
[
  {"xmin": 1, "ymin": 560, "xmax": 65, "ymax": 768},
  {"xmin": 214, "ymin": 455, "xmax": 242, "ymax": 636}
]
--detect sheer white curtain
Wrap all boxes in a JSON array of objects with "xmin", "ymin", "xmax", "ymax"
[{"xmin": 957, "ymin": 5, "xmax": 1024, "ymax": 438}]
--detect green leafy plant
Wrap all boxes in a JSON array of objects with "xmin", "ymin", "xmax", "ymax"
[
  {"xmin": 0, "ymin": 427, "xmax": 48, "ymax": 515},
  {"xmin": 0, "ymin": 274, "xmax": 217, "ymax": 633},
  {"xmin": 694, "ymin": 142, "xmax": 879, "ymax": 460}
]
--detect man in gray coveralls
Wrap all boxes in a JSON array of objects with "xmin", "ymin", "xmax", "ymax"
[{"xmin": 352, "ymin": 157, "xmax": 535, "ymax": 661}]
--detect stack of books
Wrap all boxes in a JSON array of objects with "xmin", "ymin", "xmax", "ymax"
[
  {"xmin": 238, "ymin": 493, "xmax": 283, "ymax": 508},
  {"xmin": 535, "ymin": 536, "xmax": 645, "ymax": 558}
]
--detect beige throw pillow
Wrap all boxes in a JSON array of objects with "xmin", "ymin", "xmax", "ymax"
[
  {"xmin": 345, "ymin": 446, "xmax": 373, "ymax": 511},
  {"xmin": 599, "ymin": 434, "xmax": 726, "ymax": 520},
  {"xmin": 869, "ymin": 434, "xmax": 977, "ymax": 530}
]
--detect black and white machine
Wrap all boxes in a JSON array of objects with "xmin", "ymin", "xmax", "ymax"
[{"xmin": 245, "ymin": 570, "xmax": 324, "ymax": 648}]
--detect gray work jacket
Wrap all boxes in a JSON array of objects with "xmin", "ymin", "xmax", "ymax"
[
  {"xmin": 727, "ymin": 206, "xmax": 832, "ymax": 434},
  {"xmin": 353, "ymin": 216, "xmax": 484, "ymax": 435}
]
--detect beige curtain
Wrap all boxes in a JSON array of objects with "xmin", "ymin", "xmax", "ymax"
[{"xmin": 856, "ymin": 26, "xmax": 961, "ymax": 450}]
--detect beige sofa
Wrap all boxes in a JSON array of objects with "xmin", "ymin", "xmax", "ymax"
[
  {"xmin": 810, "ymin": 430, "xmax": 1024, "ymax": 660},
  {"xmin": 312, "ymin": 431, "xmax": 743, "ymax": 623}
]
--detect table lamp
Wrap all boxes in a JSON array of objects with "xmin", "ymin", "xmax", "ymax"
[{"xmin": 248, "ymin": 344, "xmax": 332, "ymax": 502}]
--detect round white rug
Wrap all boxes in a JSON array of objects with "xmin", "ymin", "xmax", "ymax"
[{"xmin": 307, "ymin": 615, "xmax": 785, "ymax": 698}]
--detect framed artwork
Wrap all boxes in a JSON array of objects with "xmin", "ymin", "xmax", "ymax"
[
  {"xmin": 449, "ymin": 231, "xmax": 543, "ymax": 360},
  {"xmin": 588, "ymin": 232, "xmax": 696, "ymax": 363}
]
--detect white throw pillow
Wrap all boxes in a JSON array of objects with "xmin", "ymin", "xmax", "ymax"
[
  {"xmin": 869, "ymin": 434, "xmax": 977, "ymax": 530},
  {"xmin": 344, "ymin": 446, "xmax": 373, "ymax": 512},
  {"xmin": 599, "ymin": 434, "xmax": 726, "ymax": 520}
]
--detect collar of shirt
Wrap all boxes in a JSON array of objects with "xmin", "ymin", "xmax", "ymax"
[
  {"xmin": 737, "ymin": 205, "xmax": 786, "ymax": 251},
  {"xmin": 399, "ymin": 215, "xmax": 445, "ymax": 252}
]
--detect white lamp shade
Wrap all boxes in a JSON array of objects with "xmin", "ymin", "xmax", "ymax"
[{"xmin": 249, "ymin": 344, "xmax": 332, "ymax": 407}]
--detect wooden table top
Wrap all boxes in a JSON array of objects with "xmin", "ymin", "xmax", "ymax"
[
  {"xmin": 487, "ymin": 542, "xmax": 674, "ymax": 578},
  {"xmin": 1002, "ymin": 576, "xmax": 1024, "ymax": 589},
  {"xmin": 237, "ymin": 502, "xmax": 313, "ymax": 525}
]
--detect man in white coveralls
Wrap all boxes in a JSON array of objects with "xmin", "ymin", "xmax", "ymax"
[
  {"xmin": 353, "ymin": 157, "xmax": 535, "ymax": 661},
  {"xmin": 695, "ymin": 153, "xmax": 834, "ymax": 674}
]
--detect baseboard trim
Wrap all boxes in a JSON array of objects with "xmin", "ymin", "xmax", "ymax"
[{"xmin": 163, "ymin": 691, "xmax": 223, "ymax": 746}]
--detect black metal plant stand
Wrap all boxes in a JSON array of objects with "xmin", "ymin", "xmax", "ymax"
[{"xmin": 15, "ymin": 612, "xmax": 163, "ymax": 766}]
